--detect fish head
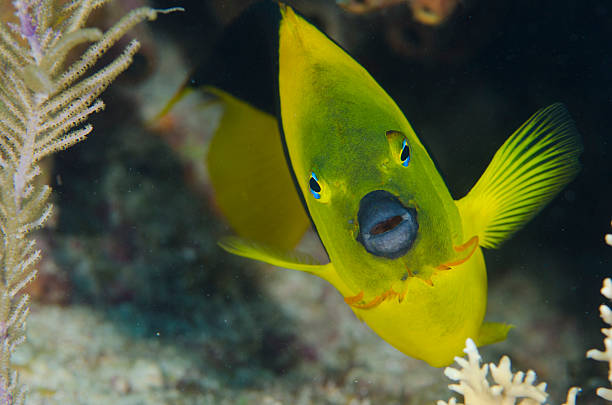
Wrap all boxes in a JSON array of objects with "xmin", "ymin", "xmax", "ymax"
[
  {"xmin": 277, "ymin": 7, "xmax": 462, "ymax": 297},
  {"xmin": 287, "ymin": 96, "xmax": 462, "ymax": 294}
]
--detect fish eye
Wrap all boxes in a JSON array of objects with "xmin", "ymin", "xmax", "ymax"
[
  {"xmin": 400, "ymin": 139, "xmax": 411, "ymax": 167},
  {"xmin": 309, "ymin": 172, "xmax": 322, "ymax": 199},
  {"xmin": 385, "ymin": 130, "xmax": 412, "ymax": 167}
]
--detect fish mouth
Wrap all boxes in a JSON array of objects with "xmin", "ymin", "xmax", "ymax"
[{"xmin": 356, "ymin": 190, "xmax": 418, "ymax": 259}]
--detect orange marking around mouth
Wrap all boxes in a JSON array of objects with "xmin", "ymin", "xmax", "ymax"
[
  {"xmin": 440, "ymin": 235, "xmax": 479, "ymax": 268},
  {"xmin": 454, "ymin": 235, "xmax": 479, "ymax": 252},
  {"xmin": 351, "ymin": 293, "xmax": 387, "ymax": 309},
  {"xmin": 344, "ymin": 291, "xmax": 364, "ymax": 305},
  {"xmin": 344, "ymin": 238, "xmax": 479, "ymax": 310},
  {"xmin": 344, "ymin": 286, "xmax": 407, "ymax": 309}
]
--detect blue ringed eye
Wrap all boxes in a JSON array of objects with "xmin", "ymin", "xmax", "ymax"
[
  {"xmin": 309, "ymin": 172, "xmax": 321, "ymax": 199},
  {"xmin": 400, "ymin": 139, "xmax": 411, "ymax": 167}
]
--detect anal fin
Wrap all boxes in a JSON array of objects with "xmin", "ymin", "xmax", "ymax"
[{"xmin": 475, "ymin": 321, "xmax": 513, "ymax": 347}]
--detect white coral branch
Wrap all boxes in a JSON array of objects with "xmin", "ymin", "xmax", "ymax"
[
  {"xmin": 441, "ymin": 338, "xmax": 554, "ymax": 405},
  {"xmin": 441, "ymin": 278, "xmax": 612, "ymax": 405},
  {"xmin": 586, "ymin": 277, "xmax": 612, "ymax": 401}
]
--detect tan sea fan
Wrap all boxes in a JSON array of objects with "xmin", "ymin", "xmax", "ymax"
[{"xmin": 0, "ymin": 1, "xmax": 181, "ymax": 402}]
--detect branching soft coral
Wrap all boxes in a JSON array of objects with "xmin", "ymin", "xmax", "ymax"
[
  {"xmin": 439, "ymin": 277, "xmax": 612, "ymax": 405},
  {"xmin": 0, "ymin": 1, "xmax": 181, "ymax": 402}
]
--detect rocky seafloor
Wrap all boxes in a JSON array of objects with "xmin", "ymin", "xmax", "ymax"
[{"xmin": 15, "ymin": 266, "xmax": 607, "ymax": 405}]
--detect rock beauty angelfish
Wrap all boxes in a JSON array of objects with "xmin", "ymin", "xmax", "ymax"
[{"xmin": 173, "ymin": 1, "xmax": 582, "ymax": 367}]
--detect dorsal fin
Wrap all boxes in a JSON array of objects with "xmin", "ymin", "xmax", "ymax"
[{"xmin": 456, "ymin": 103, "xmax": 582, "ymax": 248}]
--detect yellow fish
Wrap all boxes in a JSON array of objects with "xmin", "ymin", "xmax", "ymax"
[{"xmin": 183, "ymin": 2, "xmax": 582, "ymax": 366}]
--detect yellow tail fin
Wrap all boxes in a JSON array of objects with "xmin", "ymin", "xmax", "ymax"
[
  {"xmin": 456, "ymin": 103, "xmax": 583, "ymax": 249},
  {"xmin": 207, "ymin": 88, "xmax": 310, "ymax": 250}
]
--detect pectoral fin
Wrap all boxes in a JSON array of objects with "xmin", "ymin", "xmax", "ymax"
[
  {"xmin": 219, "ymin": 237, "xmax": 351, "ymax": 295},
  {"xmin": 475, "ymin": 322, "xmax": 513, "ymax": 347},
  {"xmin": 456, "ymin": 103, "xmax": 582, "ymax": 249}
]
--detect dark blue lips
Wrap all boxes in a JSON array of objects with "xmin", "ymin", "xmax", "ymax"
[{"xmin": 356, "ymin": 190, "xmax": 418, "ymax": 259}]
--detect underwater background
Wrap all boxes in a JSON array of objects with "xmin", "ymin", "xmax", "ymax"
[{"xmin": 9, "ymin": 0, "xmax": 611, "ymax": 403}]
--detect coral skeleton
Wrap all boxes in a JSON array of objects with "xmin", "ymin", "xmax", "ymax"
[
  {"xmin": 439, "ymin": 278, "xmax": 612, "ymax": 405},
  {"xmin": 586, "ymin": 278, "xmax": 612, "ymax": 401},
  {"xmin": 0, "ymin": 1, "xmax": 180, "ymax": 402}
]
